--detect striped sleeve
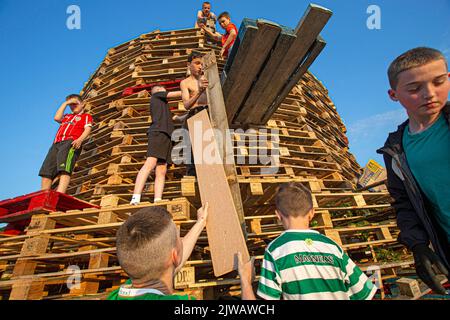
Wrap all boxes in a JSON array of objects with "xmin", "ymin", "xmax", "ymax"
[
  {"xmin": 342, "ymin": 253, "xmax": 377, "ymax": 300},
  {"xmin": 257, "ymin": 249, "xmax": 282, "ymax": 300},
  {"xmin": 84, "ymin": 114, "xmax": 93, "ymax": 128}
]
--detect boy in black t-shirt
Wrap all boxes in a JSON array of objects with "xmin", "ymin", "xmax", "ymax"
[{"xmin": 130, "ymin": 86, "xmax": 181, "ymax": 205}]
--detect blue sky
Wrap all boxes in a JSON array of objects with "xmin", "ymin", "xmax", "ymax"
[{"xmin": 0, "ymin": 0, "xmax": 449, "ymax": 200}]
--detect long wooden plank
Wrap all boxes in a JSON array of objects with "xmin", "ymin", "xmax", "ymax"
[
  {"xmin": 187, "ymin": 110, "xmax": 249, "ymax": 276},
  {"xmin": 220, "ymin": 19, "xmax": 259, "ymax": 122},
  {"xmin": 236, "ymin": 4, "xmax": 332, "ymax": 125},
  {"xmin": 202, "ymin": 51, "xmax": 247, "ymax": 234},
  {"xmin": 233, "ymin": 27, "xmax": 297, "ymax": 124},
  {"xmin": 222, "ymin": 19, "xmax": 282, "ymax": 123}
]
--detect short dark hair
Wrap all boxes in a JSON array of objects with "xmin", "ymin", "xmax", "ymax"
[
  {"xmin": 203, "ymin": 1, "xmax": 211, "ymax": 6},
  {"xmin": 275, "ymin": 182, "xmax": 313, "ymax": 217},
  {"xmin": 388, "ymin": 47, "xmax": 448, "ymax": 89},
  {"xmin": 218, "ymin": 12, "xmax": 230, "ymax": 21},
  {"xmin": 66, "ymin": 94, "xmax": 82, "ymax": 102},
  {"xmin": 188, "ymin": 51, "xmax": 204, "ymax": 63},
  {"xmin": 116, "ymin": 206, "xmax": 178, "ymax": 282}
]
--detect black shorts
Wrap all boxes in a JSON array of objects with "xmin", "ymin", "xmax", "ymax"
[
  {"xmin": 147, "ymin": 131, "xmax": 173, "ymax": 164},
  {"xmin": 182, "ymin": 105, "xmax": 209, "ymax": 129},
  {"xmin": 39, "ymin": 140, "xmax": 81, "ymax": 179}
]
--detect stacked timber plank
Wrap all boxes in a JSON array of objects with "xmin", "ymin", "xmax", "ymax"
[
  {"xmin": 0, "ymin": 22, "xmax": 416, "ymax": 300},
  {"xmin": 223, "ymin": 4, "xmax": 332, "ymax": 126}
]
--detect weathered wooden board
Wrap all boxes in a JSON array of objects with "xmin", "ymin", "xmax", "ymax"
[{"xmin": 187, "ymin": 110, "xmax": 250, "ymax": 276}]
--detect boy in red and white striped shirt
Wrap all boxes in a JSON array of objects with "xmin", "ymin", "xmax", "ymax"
[{"xmin": 39, "ymin": 94, "xmax": 93, "ymax": 194}]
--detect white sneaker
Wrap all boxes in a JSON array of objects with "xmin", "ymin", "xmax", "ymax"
[{"xmin": 130, "ymin": 194, "xmax": 141, "ymax": 205}]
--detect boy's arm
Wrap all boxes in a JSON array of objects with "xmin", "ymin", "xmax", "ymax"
[
  {"xmin": 71, "ymin": 126, "xmax": 92, "ymax": 149},
  {"xmin": 174, "ymin": 203, "xmax": 209, "ymax": 274},
  {"xmin": 222, "ymin": 28, "xmax": 237, "ymax": 50},
  {"xmin": 201, "ymin": 25, "xmax": 221, "ymax": 40},
  {"xmin": 383, "ymin": 154, "xmax": 448, "ymax": 294},
  {"xmin": 54, "ymin": 100, "xmax": 70, "ymax": 123},
  {"xmin": 342, "ymin": 252, "xmax": 377, "ymax": 300},
  {"xmin": 180, "ymin": 80, "xmax": 208, "ymax": 110},
  {"xmin": 238, "ymin": 252, "xmax": 256, "ymax": 300},
  {"xmin": 383, "ymin": 154, "xmax": 429, "ymax": 249},
  {"xmin": 173, "ymin": 113, "xmax": 189, "ymax": 123},
  {"xmin": 166, "ymin": 91, "xmax": 182, "ymax": 99}
]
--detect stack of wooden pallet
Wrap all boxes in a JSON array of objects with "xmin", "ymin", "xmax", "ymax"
[{"xmin": 0, "ymin": 22, "xmax": 415, "ymax": 300}]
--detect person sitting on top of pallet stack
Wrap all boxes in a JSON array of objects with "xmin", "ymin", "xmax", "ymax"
[
  {"xmin": 237, "ymin": 182, "xmax": 377, "ymax": 300},
  {"xmin": 201, "ymin": 11, "xmax": 238, "ymax": 59},
  {"xmin": 377, "ymin": 47, "xmax": 450, "ymax": 295},
  {"xmin": 39, "ymin": 94, "xmax": 93, "ymax": 194},
  {"xmin": 180, "ymin": 51, "xmax": 209, "ymax": 177},
  {"xmin": 195, "ymin": 2, "xmax": 217, "ymax": 38},
  {"xmin": 130, "ymin": 85, "xmax": 182, "ymax": 205},
  {"xmin": 107, "ymin": 203, "xmax": 209, "ymax": 300}
]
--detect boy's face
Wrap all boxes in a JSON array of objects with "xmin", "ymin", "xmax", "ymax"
[
  {"xmin": 188, "ymin": 57, "xmax": 203, "ymax": 77},
  {"xmin": 219, "ymin": 17, "xmax": 230, "ymax": 30},
  {"xmin": 388, "ymin": 60, "xmax": 450, "ymax": 120},
  {"xmin": 68, "ymin": 99, "xmax": 83, "ymax": 114},
  {"xmin": 202, "ymin": 4, "xmax": 211, "ymax": 15}
]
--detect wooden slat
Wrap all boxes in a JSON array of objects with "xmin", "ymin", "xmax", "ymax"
[
  {"xmin": 187, "ymin": 110, "xmax": 250, "ymax": 276},
  {"xmin": 222, "ymin": 19, "xmax": 282, "ymax": 123},
  {"xmin": 235, "ymin": 4, "xmax": 332, "ymax": 126}
]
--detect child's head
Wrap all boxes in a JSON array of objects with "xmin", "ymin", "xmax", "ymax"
[
  {"xmin": 151, "ymin": 85, "xmax": 167, "ymax": 95},
  {"xmin": 187, "ymin": 51, "xmax": 204, "ymax": 76},
  {"xmin": 275, "ymin": 182, "xmax": 314, "ymax": 227},
  {"xmin": 202, "ymin": 2, "xmax": 211, "ymax": 15},
  {"xmin": 218, "ymin": 12, "xmax": 231, "ymax": 30},
  {"xmin": 387, "ymin": 47, "xmax": 450, "ymax": 119},
  {"xmin": 116, "ymin": 207, "xmax": 182, "ymax": 284},
  {"xmin": 66, "ymin": 94, "xmax": 83, "ymax": 114}
]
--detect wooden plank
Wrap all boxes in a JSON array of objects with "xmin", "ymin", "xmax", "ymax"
[
  {"xmin": 187, "ymin": 110, "xmax": 249, "ymax": 276},
  {"xmin": 222, "ymin": 19, "xmax": 282, "ymax": 123},
  {"xmin": 233, "ymin": 27, "xmax": 297, "ymax": 124},
  {"xmin": 202, "ymin": 51, "xmax": 246, "ymax": 233},
  {"xmin": 259, "ymin": 37, "xmax": 327, "ymax": 124}
]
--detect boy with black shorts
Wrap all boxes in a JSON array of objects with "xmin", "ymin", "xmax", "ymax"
[
  {"xmin": 130, "ymin": 86, "xmax": 182, "ymax": 205},
  {"xmin": 39, "ymin": 94, "xmax": 93, "ymax": 194}
]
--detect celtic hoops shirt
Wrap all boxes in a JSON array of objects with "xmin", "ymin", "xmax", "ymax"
[
  {"xmin": 257, "ymin": 230, "xmax": 377, "ymax": 300},
  {"xmin": 107, "ymin": 280, "xmax": 194, "ymax": 300}
]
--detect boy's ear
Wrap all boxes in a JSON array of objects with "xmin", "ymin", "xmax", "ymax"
[
  {"xmin": 388, "ymin": 89, "xmax": 399, "ymax": 102},
  {"xmin": 171, "ymin": 247, "xmax": 182, "ymax": 269},
  {"xmin": 309, "ymin": 208, "xmax": 316, "ymax": 221},
  {"xmin": 275, "ymin": 210, "xmax": 283, "ymax": 221}
]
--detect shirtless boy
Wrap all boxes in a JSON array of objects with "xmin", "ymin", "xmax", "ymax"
[{"xmin": 180, "ymin": 51, "xmax": 209, "ymax": 176}]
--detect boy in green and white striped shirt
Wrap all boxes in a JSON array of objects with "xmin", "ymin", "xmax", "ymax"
[{"xmin": 238, "ymin": 182, "xmax": 377, "ymax": 300}]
